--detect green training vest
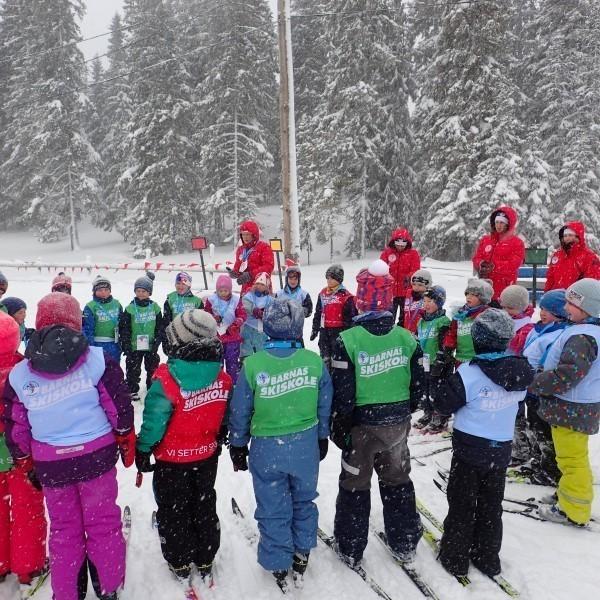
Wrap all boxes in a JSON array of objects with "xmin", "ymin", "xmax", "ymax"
[
  {"xmin": 341, "ymin": 325, "xmax": 417, "ymax": 406},
  {"xmin": 166, "ymin": 291, "xmax": 203, "ymax": 317},
  {"xmin": 417, "ymin": 314, "xmax": 451, "ymax": 362},
  {"xmin": 456, "ymin": 317, "xmax": 476, "ymax": 362},
  {"xmin": 87, "ymin": 298, "xmax": 122, "ymax": 342},
  {"xmin": 126, "ymin": 301, "xmax": 161, "ymax": 350},
  {"xmin": 244, "ymin": 349, "xmax": 323, "ymax": 437},
  {"xmin": 0, "ymin": 434, "xmax": 12, "ymax": 473}
]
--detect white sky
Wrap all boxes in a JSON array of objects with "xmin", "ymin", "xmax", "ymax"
[{"xmin": 80, "ymin": 0, "xmax": 279, "ymax": 61}]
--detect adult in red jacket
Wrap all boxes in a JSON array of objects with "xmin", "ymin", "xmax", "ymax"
[
  {"xmin": 544, "ymin": 221, "xmax": 600, "ymax": 291},
  {"xmin": 230, "ymin": 220, "xmax": 275, "ymax": 294},
  {"xmin": 380, "ymin": 227, "xmax": 421, "ymax": 322},
  {"xmin": 472, "ymin": 206, "xmax": 525, "ymax": 302}
]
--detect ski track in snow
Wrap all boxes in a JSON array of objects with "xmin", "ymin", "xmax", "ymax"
[{"xmin": 0, "ymin": 214, "xmax": 598, "ymax": 600}]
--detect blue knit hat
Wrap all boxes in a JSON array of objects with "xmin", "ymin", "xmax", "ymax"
[
  {"xmin": 539, "ymin": 289, "xmax": 568, "ymax": 320},
  {"xmin": 424, "ymin": 285, "xmax": 446, "ymax": 310},
  {"xmin": 1, "ymin": 296, "xmax": 26, "ymax": 316},
  {"xmin": 175, "ymin": 271, "xmax": 192, "ymax": 287},
  {"xmin": 263, "ymin": 297, "xmax": 304, "ymax": 341}
]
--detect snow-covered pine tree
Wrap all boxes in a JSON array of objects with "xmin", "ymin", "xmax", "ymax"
[
  {"xmin": 293, "ymin": 0, "xmax": 333, "ymax": 258},
  {"xmin": 530, "ymin": 0, "xmax": 600, "ymax": 249},
  {"xmin": 97, "ymin": 12, "xmax": 134, "ymax": 231},
  {"xmin": 1, "ymin": 0, "xmax": 100, "ymax": 245},
  {"xmin": 195, "ymin": 0, "xmax": 278, "ymax": 243},
  {"xmin": 300, "ymin": 0, "xmax": 416, "ymax": 256},
  {"xmin": 86, "ymin": 55, "xmax": 106, "ymax": 160},
  {"xmin": 416, "ymin": 1, "xmax": 523, "ymax": 260},
  {"xmin": 121, "ymin": 0, "xmax": 200, "ymax": 256}
]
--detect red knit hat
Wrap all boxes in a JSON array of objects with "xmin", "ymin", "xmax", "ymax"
[
  {"xmin": 355, "ymin": 259, "xmax": 394, "ymax": 313},
  {"xmin": 0, "ymin": 311, "xmax": 20, "ymax": 356},
  {"xmin": 36, "ymin": 292, "xmax": 82, "ymax": 332}
]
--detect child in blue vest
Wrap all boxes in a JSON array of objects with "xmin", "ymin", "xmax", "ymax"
[
  {"xmin": 240, "ymin": 272, "xmax": 273, "ymax": 359},
  {"xmin": 430, "ymin": 309, "xmax": 534, "ymax": 578},
  {"xmin": 516, "ymin": 289, "xmax": 568, "ymax": 485},
  {"xmin": 119, "ymin": 272, "xmax": 164, "ymax": 400},
  {"xmin": 531, "ymin": 279, "xmax": 600, "ymax": 526},
  {"xmin": 276, "ymin": 265, "xmax": 313, "ymax": 318},
  {"xmin": 83, "ymin": 276, "xmax": 123, "ymax": 362},
  {"xmin": 229, "ymin": 298, "xmax": 332, "ymax": 591}
]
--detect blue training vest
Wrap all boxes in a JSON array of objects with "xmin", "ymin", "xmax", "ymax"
[
  {"xmin": 9, "ymin": 347, "xmax": 111, "ymax": 446},
  {"xmin": 543, "ymin": 323, "xmax": 600, "ymax": 405},
  {"xmin": 454, "ymin": 363, "xmax": 527, "ymax": 442}
]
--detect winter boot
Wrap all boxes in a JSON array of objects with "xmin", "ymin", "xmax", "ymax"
[
  {"xmin": 413, "ymin": 412, "xmax": 432, "ymax": 430},
  {"xmin": 540, "ymin": 491, "xmax": 558, "ymax": 505},
  {"xmin": 292, "ymin": 552, "xmax": 309, "ymax": 577},
  {"xmin": 272, "ymin": 570, "xmax": 289, "ymax": 593},
  {"xmin": 425, "ymin": 413, "xmax": 449, "ymax": 434},
  {"xmin": 196, "ymin": 563, "xmax": 213, "ymax": 586},
  {"xmin": 538, "ymin": 503, "xmax": 586, "ymax": 527},
  {"xmin": 168, "ymin": 563, "xmax": 191, "ymax": 582}
]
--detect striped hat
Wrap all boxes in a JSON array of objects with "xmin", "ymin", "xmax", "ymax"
[{"xmin": 355, "ymin": 260, "xmax": 394, "ymax": 313}]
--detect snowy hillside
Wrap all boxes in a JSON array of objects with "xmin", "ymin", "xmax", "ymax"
[{"xmin": 0, "ymin": 217, "xmax": 599, "ymax": 600}]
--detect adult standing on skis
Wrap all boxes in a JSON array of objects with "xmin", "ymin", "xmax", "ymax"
[
  {"xmin": 330, "ymin": 260, "xmax": 424, "ymax": 566},
  {"xmin": 229, "ymin": 297, "xmax": 332, "ymax": 590},
  {"xmin": 2, "ymin": 293, "xmax": 134, "ymax": 600},
  {"xmin": 380, "ymin": 227, "xmax": 421, "ymax": 324},
  {"xmin": 544, "ymin": 221, "xmax": 600, "ymax": 291},
  {"xmin": 472, "ymin": 206, "xmax": 525, "ymax": 302},
  {"xmin": 229, "ymin": 220, "xmax": 275, "ymax": 294}
]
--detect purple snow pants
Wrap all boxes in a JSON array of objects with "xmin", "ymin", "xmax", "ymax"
[
  {"xmin": 43, "ymin": 468, "xmax": 125, "ymax": 600},
  {"xmin": 223, "ymin": 341, "xmax": 241, "ymax": 384}
]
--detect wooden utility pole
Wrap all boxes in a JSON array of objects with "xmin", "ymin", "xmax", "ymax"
[{"xmin": 277, "ymin": 0, "xmax": 300, "ymax": 261}]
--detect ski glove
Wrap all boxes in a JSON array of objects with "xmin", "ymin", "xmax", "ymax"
[
  {"xmin": 252, "ymin": 307, "xmax": 264, "ymax": 319},
  {"xmin": 14, "ymin": 456, "xmax": 42, "ymax": 491},
  {"xmin": 237, "ymin": 272, "xmax": 253, "ymax": 286},
  {"xmin": 228, "ymin": 268, "xmax": 240, "ymax": 279},
  {"xmin": 213, "ymin": 314, "xmax": 222, "ymax": 324},
  {"xmin": 319, "ymin": 438, "xmax": 329, "ymax": 461},
  {"xmin": 478, "ymin": 260, "xmax": 493, "ymax": 277},
  {"xmin": 430, "ymin": 351, "xmax": 455, "ymax": 379},
  {"xmin": 135, "ymin": 449, "xmax": 154, "ymax": 473},
  {"xmin": 330, "ymin": 412, "xmax": 353, "ymax": 451},
  {"xmin": 309, "ymin": 330, "xmax": 318, "ymax": 342},
  {"xmin": 230, "ymin": 445, "xmax": 249, "ymax": 471},
  {"xmin": 115, "ymin": 430, "xmax": 136, "ymax": 468}
]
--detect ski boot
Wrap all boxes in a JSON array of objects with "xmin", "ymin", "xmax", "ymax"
[
  {"xmin": 272, "ymin": 569, "xmax": 289, "ymax": 593},
  {"xmin": 292, "ymin": 552, "xmax": 309, "ymax": 587}
]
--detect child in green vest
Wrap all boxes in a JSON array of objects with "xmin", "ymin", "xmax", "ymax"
[
  {"xmin": 443, "ymin": 278, "xmax": 492, "ymax": 366},
  {"xmin": 229, "ymin": 297, "xmax": 332, "ymax": 591},
  {"xmin": 162, "ymin": 272, "xmax": 203, "ymax": 355},
  {"xmin": 414, "ymin": 285, "xmax": 451, "ymax": 432},
  {"xmin": 119, "ymin": 271, "xmax": 164, "ymax": 400},
  {"xmin": 83, "ymin": 276, "xmax": 123, "ymax": 362}
]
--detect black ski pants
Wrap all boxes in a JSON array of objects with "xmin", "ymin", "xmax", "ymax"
[
  {"xmin": 153, "ymin": 456, "xmax": 220, "ymax": 571},
  {"xmin": 125, "ymin": 350, "xmax": 160, "ymax": 394},
  {"xmin": 439, "ymin": 454, "xmax": 505, "ymax": 577}
]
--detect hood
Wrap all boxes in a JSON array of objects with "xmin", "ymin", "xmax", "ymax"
[
  {"xmin": 285, "ymin": 265, "xmax": 301, "ymax": 288},
  {"xmin": 387, "ymin": 227, "xmax": 413, "ymax": 250},
  {"xmin": 25, "ymin": 325, "xmax": 89, "ymax": 374},
  {"xmin": 559, "ymin": 221, "xmax": 586, "ymax": 248},
  {"xmin": 168, "ymin": 356, "xmax": 222, "ymax": 390},
  {"xmin": 353, "ymin": 312, "xmax": 395, "ymax": 335},
  {"xmin": 471, "ymin": 355, "xmax": 534, "ymax": 392},
  {"xmin": 489, "ymin": 206, "xmax": 518, "ymax": 234},
  {"xmin": 239, "ymin": 220, "xmax": 260, "ymax": 244}
]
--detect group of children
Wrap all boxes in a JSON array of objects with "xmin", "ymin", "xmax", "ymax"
[{"xmin": 1, "ymin": 257, "xmax": 600, "ymax": 597}]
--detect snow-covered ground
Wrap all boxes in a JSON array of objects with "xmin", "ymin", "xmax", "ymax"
[{"xmin": 0, "ymin": 212, "xmax": 599, "ymax": 600}]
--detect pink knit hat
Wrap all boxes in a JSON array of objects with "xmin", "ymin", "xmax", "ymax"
[
  {"xmin": 0, "ymin": 311, "xmax": 20, "ymax": 356},
  {"xmin": 216, "ymin": 274, "xmax": 232, "ymax": 292},
  {"xmin": 51, "ymin": 272, "xmax": 72, "ymax": 293},
  {"xmin": 36, "ymin": 293, "xmax": 82, "ymax": 332}
]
